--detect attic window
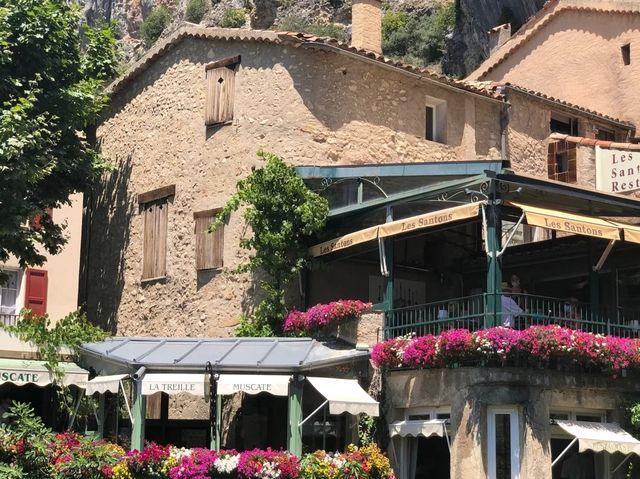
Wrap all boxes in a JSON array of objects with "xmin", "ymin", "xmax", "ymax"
[
  {"xmin": 622, "ymin": 43, "xmax": 631, "ymax": 66},
  {"xmin": 205, "ymin": 55, "xmax": 241, "ymax": 126}
]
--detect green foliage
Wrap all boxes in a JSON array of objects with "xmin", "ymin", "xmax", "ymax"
[
  {"xmin": 185, "ymin": 0, "xmax": 208, "ymax": 24},
  {"xmin": 382, "ymin": 2, "xmax": 456, "ymax": 66},
  {"xmin": 82, "ymin": 19, "xmax": 121, "ymax": 81},
  {"xmin": 274, "ymin": 16, "xmax": 348, "ymax": 42},
  {"xmin": 209, "ymin": 151, "xmax": 329, "ymax": 335},
  {"xmin": 141, "ymin": 5, "xmax": 171, "ymax": 47},
  {"xmin": 221, "ymin": 8, "xmax": 247, "ymax": 28},
  {"xmin": 358, "ymin": 414, "xmax": 376, "ymax": 446},
  {"xmin": 0, "ymin": 0, "xmax": 116, "ymax": 269},
  {"xmin": 2, "ymin": 311, "xmax": 109, "ymax": 411}
]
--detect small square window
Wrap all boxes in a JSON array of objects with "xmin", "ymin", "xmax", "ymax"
[{"xmin": 622, "ymin": 43, "xmax": 631, "ymax": 66}]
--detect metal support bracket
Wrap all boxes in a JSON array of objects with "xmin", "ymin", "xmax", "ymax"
[
  {"xmin": 592, "ymin": 239, "xmax": 616, "ymax": 272},
  {"xmin": 551, "ymin": 437, "xmax": 578, "ymax": 467},
  {"xmin": 378, "ymin": 237, "xmax": 388, "ymax": 277},
  {"xmin": 120, "ymin": 379, "xmax": 134, "ymax": 423},
  {"xmin": 497, "ymin": 213, "xmax": 525, "ymax": 257},
  {"xmin": 611, "ymin": 452, "xmax": 634, "ymax": 474},
  {"xmin": 298, "ymin": 399, "xmax": 329, "ymax": 427}
]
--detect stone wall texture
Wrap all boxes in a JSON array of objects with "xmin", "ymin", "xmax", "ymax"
[
  {"xmin": 88, "ymin": 35, "xmax": 503, "ymax": 336},
  {"xmin": 386, "ymin": 367, "xmax": 640, "ymax": 479}
]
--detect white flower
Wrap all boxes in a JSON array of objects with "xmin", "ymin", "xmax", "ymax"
[{"xmin": 214, "ymin": 454, "xmax": 241, "ymax": 474}]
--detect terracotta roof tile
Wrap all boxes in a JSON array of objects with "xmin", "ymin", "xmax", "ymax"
[
  {"xmin": 550, "ymin": 132, "xmax": 640, "ymax": 149},
  {"xmin": 107, "ymin": 25, "xmax": 504, "ymax": 102},
  {"xmin": 473, "ymin": 81, "xmax": 635, "ymax": 128}
]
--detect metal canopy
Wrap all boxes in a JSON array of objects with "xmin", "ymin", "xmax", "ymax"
[{"xmin": 78, "ymin": 337, "xmax": 369, "ymax": 375}]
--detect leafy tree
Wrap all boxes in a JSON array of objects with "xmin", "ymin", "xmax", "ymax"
[
  {"xmin": 141, "ymin": 5, "xmax": 171, "ymax": 47},
  {"xmin": 185, "ymin": 0, "xmax": 208, "ymax": 24},
  {"xmin": 382, "ymin": 3, "xmax": 456, "ymax": 66},
  {"xmin": 209, "ymin": 151, "xmax": 329, "ymax": 336},
  {"xmin": 0, "ymin": 0, "xmax": 118, "ymax": 269}
]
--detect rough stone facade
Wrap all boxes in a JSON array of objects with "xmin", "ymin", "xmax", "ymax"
[
  {"xmin": 87, "ymin": 32, "xmax": 503, "ymax": 338},
  {"xmin": 386, "ymin": 367, "xmax": 640, "ymax": 479}
]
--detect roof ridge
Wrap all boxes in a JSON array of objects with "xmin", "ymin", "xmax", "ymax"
[{"xmin": 550, "ymin": 132, "xmax": 640, "ymax": 149}]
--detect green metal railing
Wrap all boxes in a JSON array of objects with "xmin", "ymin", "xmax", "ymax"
[{"xmin": 384, "ymin": 293, "xmax": 640, "ymax": 339}]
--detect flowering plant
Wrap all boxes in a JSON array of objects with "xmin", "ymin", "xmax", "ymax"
[
  {"xmin": 372, "ymin": 325, "xmax": 640, "ymax": 375},
  {"xmin": 127, "ymin": 442, "xmax": 172, "ymax": 477},
  {"xmin": 237, "ymin": 448, "xmax": 298, "ymax": 479},
  {"xmin": 284, "ymin": 301, "xmax": 371, "ymax": 334}
]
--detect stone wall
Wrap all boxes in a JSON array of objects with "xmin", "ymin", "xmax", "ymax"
[
  {"xmin": 386, "ymin": 367, "xmax": 640, "ymax": 479},
  {"xmin": 88, "ymin": 35, "xmax": 502, "ymax": 337}
]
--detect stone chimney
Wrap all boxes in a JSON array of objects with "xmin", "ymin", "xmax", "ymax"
[
  {"xmin": 351, "ymin": 0, "xmax": 383, "ymax": 54},
  {"xmin": 488, "ymin": 23, "xmax": 512, "ymax": 55}
]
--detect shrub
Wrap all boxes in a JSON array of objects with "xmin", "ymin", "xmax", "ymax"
[
  {"xmin": 221, "ymin": 8, "xmax": 247, "ymax": 28},
  {"xmin": 141, "ymin": 6, "xmax": 171, "ymax": 47},
  {"xmin": 274, "ymin": 16, "xmax": 348, "ymax": 42},
  {"xmin": 185, "ymin": 0, "xmax": 208, "ymax": 24}
]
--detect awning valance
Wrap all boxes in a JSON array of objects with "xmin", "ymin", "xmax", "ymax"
[
  {"xmin": 85, "ymin": 374, "xmax": 128, "ymax": 395},
  {"xmin": 389, "ymin": 419, "xmax": 447, "ymax": 438},
  {"xmin": 307, "ymin": 377, "xmax": 379, "ymax": 416},
  {"xmin": 0, "ymin": 358, "xmax": 88, "ymax": 388},
  {"xmin": 609, "ymin": 220, "xmax": 640, "ymax": 244},
  {"xmin": 555, "ymin": 420, "xmax": 640, "ymax": 456},
  {"xmin": 310, "ymin": 202, "xmax": 482, "ymax": 257},
  {"xmin": 141, "ymin": 373, "xmax": 205, "ymax": 396},
  {"xmin": 508, "ymin": 202, "xmax": 621, "ymax": 240},
  {"xmin": 217, "ymin": 374, "xmax": 290, "ymax": 396}
]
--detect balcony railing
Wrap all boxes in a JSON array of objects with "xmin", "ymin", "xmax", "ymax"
[
  {"xmin": 0, "ymin": 314, "xmax": 19, "ymax": 327},
  {"xmin": 384, "ymin": 293, "xmax": 640, "ymax": 339}
]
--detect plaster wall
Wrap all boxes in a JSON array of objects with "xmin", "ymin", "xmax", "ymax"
[
  {"xmin": 479, "ymin": 9, "xmax": 640, "ymax": 125},
  {"xmin": 1, "ymin": 193, "xmax": 83, "ymax": 324},
  {"xmin": 386, "ymin": 367, "xmax": 640, "ymax": 479},
  {"xmin": 90, "ymin": 37, "xmax": 503, "ymax": 337}
]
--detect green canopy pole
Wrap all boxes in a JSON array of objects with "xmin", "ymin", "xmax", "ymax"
[
  {"xmin": 97, "ymin": 393, "xmax": 106, "ymax": 438},
  {"xmin": 383, "ymin": 206, "xmax": 394, "ymax": 339},
  {"xmin": 287, "ymin": 375, "xmax": 303, "ymax": 456},
  {"xmin": 485, "ymin": 180, "xmax": 502, "ymax": 328},
  {"xmin": 215, "ymin": 392, "xmax": 222, "ymax": 451},
  {"xmin": 131, "ymin": 368, "xmax": 146, "ymax": 451}
]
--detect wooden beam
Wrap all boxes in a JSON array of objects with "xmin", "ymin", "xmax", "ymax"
[
  {"xmin": 205, "ymin": 55, "xmax": 241, "ymax": 71},
  {"xmin": 137, "ymin": 185, "xmax": 176, "ymax": 204}
]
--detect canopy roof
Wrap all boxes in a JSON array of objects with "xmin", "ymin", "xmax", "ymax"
[
  {"xmin": 389, "ymin": 419, "xmax": 448, "ymax": 438},
  {"xmin": 0, "ymin": 358, "xmax": 88, "ymax": 388},
  {"xmin": 307, "ymin": 376, "xmax": 379, "ymax": 416},
  {"xmin": 78, "ymin": 337, "xmax": 370, "ymax": 375},
  {"xmin": 555, "ymin": 420, "xmax": 640, "ymax": 456}
]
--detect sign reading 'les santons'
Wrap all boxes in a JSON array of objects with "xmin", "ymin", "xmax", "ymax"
[{"xmin": 596, "ymin": 146, "xmax": 640, "ymax": 193}]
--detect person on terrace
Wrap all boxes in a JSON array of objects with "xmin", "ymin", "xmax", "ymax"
[{"xmin": 501, "ymin": 283, "xmax": 523, "ymax": 328}]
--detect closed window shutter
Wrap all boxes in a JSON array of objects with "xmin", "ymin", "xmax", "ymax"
[
  {"xmin": 205, "ymin": 57, "xmax": 239, "ymax": 125},
  {"xmin": 24, "ymin": 269, "xmax": 47, "ymax": 316},
  {"xmin": 194, "ymin": 209, "xmax": 224, "ymax": 270},
  {"xmin": 142, "ymin": 199, "xmax": 169, "ymax": 280}
]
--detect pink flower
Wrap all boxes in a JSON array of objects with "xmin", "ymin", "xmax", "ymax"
[{"xmin": 284, "ymin": 300, "xmax": 371, "ymax": 333}]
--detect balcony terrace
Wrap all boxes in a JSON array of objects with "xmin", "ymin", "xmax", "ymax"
[{"xmin": 385, "ymin": 293, "xmax": 640, "ymax": 338}]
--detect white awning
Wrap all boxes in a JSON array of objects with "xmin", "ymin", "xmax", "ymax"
[
  {"xmin": 217, "ymin": 374, "xmax": 290, "ymax": 396},
  {"xmin": 85, "ymin": 374, "xmax": 128, "ymax": 395},
  {"xmin": 389, "ymin": 419, "xmax": 447, "ymax": 438},
  {"xmin": 0, "ymin": 358, "xmax": 88, "ymax": 388},
  {"xmin": 141, "ymin": 373, "xmax": 205, "ymax": 396},
  {"xmin": 555, "ymin": 420, "xmax": 640, "ymax": 456},
  {"xmin": 307, "ymin": 377, "xmax": 379, "ymax": 416}
]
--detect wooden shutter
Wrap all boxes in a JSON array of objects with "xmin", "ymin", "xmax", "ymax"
[
  {"xmin": 142, "ymin": 199, "xmax": 169, "ymax": 280},
  {"xmin": 194, "ymin": 209, "xmax": 224, "ymax": 270},
  {"xmin": 24, "ymin": 269, "xmax": 48, "ymax": 316},
  {"xmin": 205, "ymin": 56, "xmax": 239, "ymax": 126}
]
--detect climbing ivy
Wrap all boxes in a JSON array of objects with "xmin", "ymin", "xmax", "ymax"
[{"xmin": 209, "ymin": 151, "xmax": 329, "ymax": 336}]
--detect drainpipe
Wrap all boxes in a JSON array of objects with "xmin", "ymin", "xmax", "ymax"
[{"xmin": 500, "ymin": 95, "xmax": 510, "ymax": 165}]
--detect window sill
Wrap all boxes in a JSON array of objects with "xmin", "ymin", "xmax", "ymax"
[{"xmin": 140, "ymin": 276, "xmax": 167, "ymax": 285}]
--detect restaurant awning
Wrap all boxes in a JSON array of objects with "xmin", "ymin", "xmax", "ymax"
[
  {"xmin": 310, "ymin": 202, "xmax": 482, "ymax": 257},
  {"xmin": 307, "ymin": 376, "xmax": 379, "ymax": 416},
  {"xmin": 85, "ymin": 374, "xmax": 128, "ymax": 395},
  {"xmin": 508, "ymin": 202, "xmax": 621, "ymax": 240},
  {"xmin": 608, "ymin": 219, "xmax": 640, "ymax": 244},
  {"xmin": 555, "ymin": 420, "xmax": 640, "ymax": 456},
  {"xmin": 389, "ymin": 419, "xmax": 447, "ymax": 438},
  {"xmin": 0, "ymin": 358, "xmax": 88, "ymax": 388},
  {"xmin": 217, "ymin": 374, "xmax": 291, "ymax": 396},
  {"xmin": 141, "ymin": 373, "xmax": 205, "ymax": 396}
]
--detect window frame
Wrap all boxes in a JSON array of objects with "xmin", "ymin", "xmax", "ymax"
[
  {"xmin": 424, "ymin": 97, "xmax": 447, "ymax": 144},
  {"xmin": 622, "ymin": 43, "xmax": 631, "ymax": 66},
  {"xmin": 487, "ymin": 406, "xmax": 520, "ymax": 479},
  {"xmin": 205, "ymin": 55, "xmax": 241, "ymax": 126},
  {"xmin": 0, "ymin": 269, "xmax": 21, "ymax": 316}
]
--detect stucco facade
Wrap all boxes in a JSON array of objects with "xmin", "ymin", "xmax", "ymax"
[
  {"xmin": 86, "ymin": 28, "xmax": 504, "ymax": 337},
  {"xmin": 469, "ymin": 0, "xmax": 640, "ymax": 127}
]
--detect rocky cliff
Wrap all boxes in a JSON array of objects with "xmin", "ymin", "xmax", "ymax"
[
  {"xmin": 442, "ymin": 0, "xmax": 547, "ymax": 77},
  {"xmin": 79, "ymin": 0, "xmax": 545, "ymax": 76}
]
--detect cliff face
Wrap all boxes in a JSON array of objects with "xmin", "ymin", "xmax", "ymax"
[{"xmin": 442, "ymin": 0, "xmax": 547, "ymax": 78}]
